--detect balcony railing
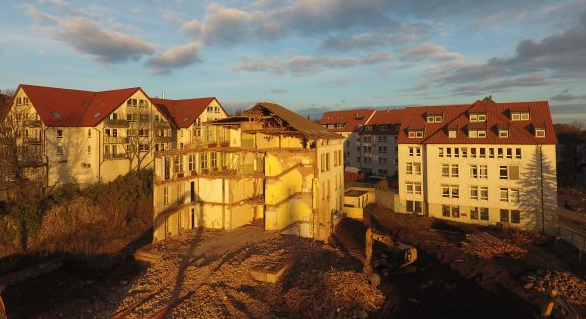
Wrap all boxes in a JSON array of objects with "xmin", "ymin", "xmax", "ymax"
[
  {"xmin": 153, "ymin": 121, "xmax": 171, "ymax": 128},
  {"xmin": 154, "ymin": 136, "xmax": 173, "ymax": 143},
  {"xmin": 104, "ymin": 119, "xmax": 129, "ymax": 127},
  {"xmin": 104, "ymin": 153, "xmax": 129, "ymax": 160},
  {"xmin": 24, "ymin": 120, "xmax": 42, "ymax": 127},
  {"xmin": 104, "ymin": 136, "xmax": 129, "ymax": 144},
  {"xmin": 24, "ymin": 137, "xmax": 42, "ymax": 144}
]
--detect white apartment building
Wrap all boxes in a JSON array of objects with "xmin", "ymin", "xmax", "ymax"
[
  {"xmin": 397, "ymin": 98, "xmax": 558, "ymax": 234},
  {"xmin": 0, "ymin": 84, "xmax": 224, "ymax": 188},
  {"xmin": 355, "ymin": 110, "xmax": 402, "ymax": 177},
  {"xmin": 318, "ymin": 109, "xmax": 375, "ymax": 168}
]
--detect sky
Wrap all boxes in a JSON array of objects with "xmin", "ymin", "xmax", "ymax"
[{"xmin": 0, "ymin": 0, "xmax": 585, "ymax": 122}]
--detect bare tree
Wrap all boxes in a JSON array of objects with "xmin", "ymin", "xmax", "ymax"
[
  {"xmin": 126, "ymin": 100, "xmax": 155, "ymax": 171},
  {"xmin": 0, "ymin": 89, "xmax": 45, "ymax": 201},
  {"xmin": 555, "ymin": 122, "xmax": 586, "ymax": 188}
]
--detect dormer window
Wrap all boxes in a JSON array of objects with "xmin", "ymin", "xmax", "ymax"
[
  {"xmin": 426, "ymin": 115, "xmax": 443, "ymax": 123},
  {"xmin": 379, "ymin": 125, "xmax": 388, "ymax": 130},
  {"xmin": 327, "ymin": 124, "xmax": 334, "ymax": 129},
  {"xmin": 499, "ymin": 129, "xmax": 509, "ymax": 138},
  {"xmin": 336, "ymin": 123, "xmax": 344, "ymax": 129},
  {"xmin": 51, "ymin": 112, "xmax": 61, "ymax": 119},
  {"xmin": 408, "ymin": 130, "xmax": 424, "ymax": 138},
  {"xmin": 469, "ymin": 113, "xmax": 486, "ymax": 122},
  {"xmin": 511, "ymin": 112, "xmax": 530, "ymax": 121},
  {"xmin": 535, "ymin": 129, "xmax": 546, "ymax": 137},
  {"xmin": 469, "ymin": 130, "xmax": 486, "ymax": 138},
  {"xmin": 448, "ymin": 129, "xmax": 457, "ymax": 138},
  {"xmin": 365, "ymin": 126, "xmax": 372, "ymax": 131}
]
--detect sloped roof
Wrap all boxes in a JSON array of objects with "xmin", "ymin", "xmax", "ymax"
[
  {"xmin": 244, "ymin": 102, "xmax": 342, "ymax": 139},
  {"xmin": 151, "ymin": 97, "xmax": 219, "ymax": 128},
  {"xmin": 366, "ymin": 109, "xmax": 403, "ymax": 125},
  {"xmin": 12, "ymin": 84, "xmax": 145, "ymax": 127},
  {"xmin": 397, "ymin": 100, "xmax": 556, "ymax": 145},
  {"xmin": 318, "ymin": 109, "xmax": 375, "ymax": 132}
]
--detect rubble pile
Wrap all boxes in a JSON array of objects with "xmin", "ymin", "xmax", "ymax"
[
  {"xmin": 284, "ymin": 270, "xmax": 385, "ymax": 319},
  {"xmin": 461, "ymin": 232, "xmax": 527, "ymax": 259},
  {"xmin": 521, "ymin": 270, "xmax": 586, "ymax": 306}
]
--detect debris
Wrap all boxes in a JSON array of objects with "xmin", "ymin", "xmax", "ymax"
[
  {"xmin": 461, "ymin": 232, "xmax": 527, "ymax": 259},
  {"xmin": 521, "ymin": 270, "xmax": 586, "ymax": 306}
]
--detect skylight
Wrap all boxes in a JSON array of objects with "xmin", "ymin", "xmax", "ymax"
[
  {"xmin": 184, "ymin": 117, "xmax": 189, "ymax": 122},
  {"xmin": 93, "ymin": 112, "xmax": 101, "ymax": 118},
  {"xmin": 51, "ymin": 112, "xmax": 61, "ymax": 119}
]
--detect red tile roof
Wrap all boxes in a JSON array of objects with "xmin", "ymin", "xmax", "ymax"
[
  {"xmin": 319, "ymin": 109, "xmax": 375, "ymax": 132},
  {"xmin": 366, "ymin": 109, "xmax": 403, "ymax": 125},
  {"xmin": 13, "ymin": 84, "xmax": 148, "ymax": 127},
  {"xmin": 397, "ymin": 100, "xmax": 556, "ymax": 145},
  {"xmin": 151, "ymin": 97, "xmax": 221, "ymax": 128}
]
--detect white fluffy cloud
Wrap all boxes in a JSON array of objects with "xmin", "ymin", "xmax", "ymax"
[{"xmin": 145, "ymin": 42, "xmax": 202, "ymax": 75}]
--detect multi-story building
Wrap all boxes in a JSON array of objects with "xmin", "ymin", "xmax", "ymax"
[
  {"xmin": 397, "ymin": 98, "xmax": 558, "ymax": 233},
  {"xmin": 356, "ymin": 109, "xmax": 402, "ymax": 176},
  {"xmin": 318, "ymin": 109, "xmax": 375, "ymax": 167},
  {"xmin": 152, "ymin": 102, "xmax": 345, "ymax": 242},
  {"xmin": 0, "ymin": 84, "xmax": 224, "ymax": 188},
  {"xmin": 151, "ymin": 97, "xmax": 227, "ymax": 150}
]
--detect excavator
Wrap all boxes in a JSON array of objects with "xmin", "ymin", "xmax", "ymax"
[
  {"xmin": 364, "ymin": 227, "xmax": 417, "ymax": 286},
  {"xmin": 0, "ymin": 292, "xmax": 6, "ymax": 319}
]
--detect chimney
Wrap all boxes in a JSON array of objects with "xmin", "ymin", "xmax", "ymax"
[{"xmin": 162, "ymin": 91, "xmax": 166, "ymax": 99}]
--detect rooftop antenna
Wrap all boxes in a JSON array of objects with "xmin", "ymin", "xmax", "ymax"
[{"xmin": 162, "ymin": 91, "xmax": 166, "ymax": 99}]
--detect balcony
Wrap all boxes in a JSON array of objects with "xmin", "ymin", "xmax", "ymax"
[
  {"xmin": 105, "ymin": 153, "xmax": 129, "ymax": 160},
  {"xmin": 104, "ymin": 119, "xmax": 129, "ymax": 127},
  {"xmin": 24, "ymin": 137, "xmax": 42, "ymax": 144},
  {"xmin": 153, "ymin": 121, "xmax": 171, "ymax": 128},
  {"xmin": 104, "ymin": 136, "xmax": 129, "ymax": 144},
  {"xmin": 24, "ymin": 120, "xmax": 42, "ymax": 127},
  {"xmin": 154, "ymin": 136, "xmax": 173, "ymax": 143}
]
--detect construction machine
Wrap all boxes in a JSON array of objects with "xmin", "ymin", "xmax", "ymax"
[
  {"xmin": 0, "ymin": 293, "xmax": 6, "ymax": 319},
  {"xmin": 364, "ymin": 227, "xmax": 417, "ymax": 286}
]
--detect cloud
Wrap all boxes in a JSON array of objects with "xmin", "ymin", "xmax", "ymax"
[
  {"xmin": 269, "ymin": 89, "xmax": 289, "ymax": 94},
  {"xmin": 400, "ymin": 43, "xmax": 463, "ymax": 62},
  {"xmin": 145, "ymin": 42, "xmax": 202, "ymax": 75},
  {"xmin": 233, "ymin": 53, "xmax": 394, "ymax": 76},
  {"xmin": 55, "ymin": 17, "xmax": 157, "ymax": 64},
  {"xmin": 23, "ymin": 4, "xmax": 156, "ymax": 64},
  {"xmin": 425, "ymin": 11, "xmax": 586, "ymax": 94},
  {"xmin": 181, "ymin": 0, "xmax": 403, "ymax": 46},
  {"xmin": 550, "ymin": 89, "xmax": 586, "ymax": 101}
]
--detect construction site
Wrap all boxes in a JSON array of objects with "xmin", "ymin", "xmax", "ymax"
[{"xmin": 1, "ymin": 201, "xmax": 585, "ymax": 319}]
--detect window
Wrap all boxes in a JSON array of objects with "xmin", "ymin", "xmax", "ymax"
[
  {"xmin": 470, "ymin": 165, "xmax": 487, "ymax": 178},
  {"xmin": 442, "ymin": 185, "xmax": 459, "ymax": 198},
  {"xmin": 406, "ymin": 182, "xmax": 413, "ymax": 194},
  {"xmin": 479, "ymin": 148, "xmax": 486, "ymax": 158},
  {"xmin": 471, "ymin": 148, "xmax": 476, "ymax": 158},
  {"xmin": 414, "ymin": 183, "xmax": 422, "ymax": 195},
  {"xmin": 51, "ymin": 112, "xmax": 61, "ymax": 119},
  {"xmin": 470, "ymin": 186, "xmax": 478, "ymax": 200},
  {"xmin": 57, "ymin": 130, "xmax": 63, "ymax": 138},
  {"xmin": 499, "ymin": 130, "xmax": 509, "ymax": 138},
  {"xmin": 163, "ymin": 187, "xmax": 169, "ymax": 206},
  {"xmin": 57, "ymin": 146, "xmax": 63, "ymax": 156},
  {"xmin": 442, "ymin": 205, "xmax": 450, "ymax": 217},
  {"xmin": 454, "ymin": 148, "xmax": 459, "ymax": 158},
  {"xmin": 515, "ymin": 148, "xmax": 522, "ymax": 159},
  {"xmin": 174, "ymin": 156, "xmax": 184, "ymax": 173},
  {"xmin": 470, "ymin": 113, "xmax": 486, "ymax": 122},
  {"xmin": 499, "ymin": 166, "xmax": 508, "ymax": 179},
  {"xmin": 211, "ymin": 152, "xmax": 217, "ymax": 168},
  {"xmin": 536, "ymin": 129, "xmax": 546, "ymax": 137},
  {"xmin": 200, "ymin": 153, "xmax": 208, "ymax": 169},
  {"xmin": 500, "ymin": 209, "xmax": 509, "ymax": 223},
  {"xmin": 462, "ymin": 147, "xmax": 467, "ymax": 158},
  {"xmin": 478, "ymin": 130, "xmax": 486, "ymax": 138},
  {"xmin": 442, "ymin": 164, "xmax": 449, "ymax": 177},
  {"xmin": 442, "ymin": 205, "xmax": 459, "ymax": 217},
  {"xmin": 480, "ymin": 208, "xmax": 489, "ymax": 220},
  {"xmin": 88, "ymin": 129, "xmax": 91, "ymax": 138},
  {"xmin": 414, "ymin": 162, "xmax": 421, "ymax": 175},
  {"xmin": 380, "ymin": 125, "xmax": 388, "ymax": 130},
  {"xmin": 415, "ymin": 147, "xmax": 421, "ymax": 156},
  {"xmin": 500, "ymin": 188, "xmax": 509, "ymax": 202},
  {"xmin": 448, "ymin": 130, "xmax": 457, "ymax": 138},
  {"xmin": 188, "ymin": 154, "xmax": 196, "ymax": 171},
  {"xmin": 489, "ymin": 148, "xmax": 494, "ymax": 158},
  {"xmin": 507, "ymin": 148, "xmax": 512, "ymax": 158},
  {"xmin": 426, "ymin": 115, "xmax": 443, "ymax": 123},
  {"xmin": 511, "ymin": 210, "xmax": 521, "ymax": 224},
  {"xmin": 512, "ymin": 113, "xmax": 520, "ymax": 121},
  {"xmin": 451, "ymin": 206, "xmax": 460, "ymax": 218},
  {"xmin": 406, "ymin": 162, "xmax": 413, "ymax": 175},
  {"xmin": 378, "ymin": 136, "xmax": 387, "ymax": 143},
  {"xmin": 471, "ymin": 207, "xmax": 479, "ymax": 220},
  {"xmin": 379, "ymin": 146, "xmax": 387, "ymax": 153},
  {"xmin": 408, "ymin": 131, "xmax": 424, "ymax": 138},
  {"xmin": 446, "ymin": 148, "xmax": 452, "ymax": 157},
  {"xmin": 470, "ymin": 165, "xmax": 478, "ymax": 178},
  {"xmin": 439, "ymin": 148, "xmax": 444, "ymax": 157},
  {"xmin": 510, "ymin": 189, "xmax": 519, "ymax": 202},
  {"xmin": 87, "ymin": 146, "xmax": 91, "ymax": 154},
  {"xmin": 409, "ymin": 147, "xmax": 414, "ymax": 156},
  {"xmin": 480, "ymin": 187, "xmax": 488, "ymax": 200}
]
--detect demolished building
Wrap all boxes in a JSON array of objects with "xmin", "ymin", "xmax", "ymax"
[{"xmin": 153, "ymin": 102, "xmax": 345, "ymax": 241}]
